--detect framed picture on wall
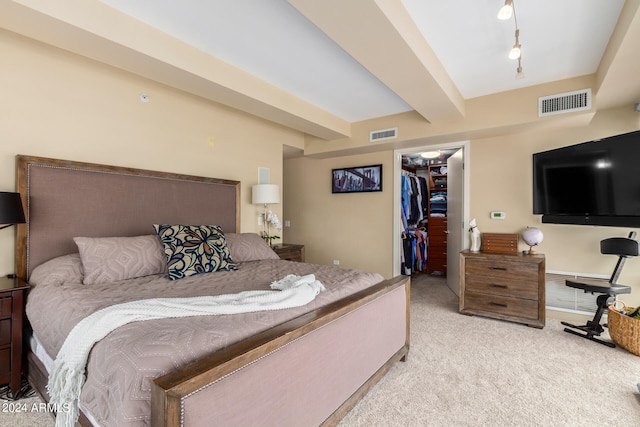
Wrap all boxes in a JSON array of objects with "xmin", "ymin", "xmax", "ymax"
[{"xmin": 332, "ymin": 164, "xmax": 383, "ymax": 194}]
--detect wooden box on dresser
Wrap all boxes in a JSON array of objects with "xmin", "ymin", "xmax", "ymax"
[
  {"xmin": 459, "ymin": 250, "xmax": 545, "ymax": 328},
  {"xmin": 0, "ymin": 276, "xmax": 29, "ymax": 395}
]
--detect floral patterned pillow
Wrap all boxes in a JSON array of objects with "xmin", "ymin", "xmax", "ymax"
[{"xmin": 153, "ymin": 224, "xmax": 237, "ymax": 280}]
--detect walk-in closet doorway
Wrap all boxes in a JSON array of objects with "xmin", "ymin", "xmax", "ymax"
[{"xmin": 393, "ymin": 141, "xmax": 470, "ymax": 297}]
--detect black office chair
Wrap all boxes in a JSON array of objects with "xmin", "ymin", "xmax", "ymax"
[{"xmin": 561, "ymin": 231, "xmax": 639, "ymax": 347}]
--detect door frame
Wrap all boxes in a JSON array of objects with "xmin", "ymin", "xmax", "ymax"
[{"xmin": 392, "ymin": 140, "xmax": 471, "ymax": 278}]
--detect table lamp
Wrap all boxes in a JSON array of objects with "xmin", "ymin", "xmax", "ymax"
[{"xmin": 0, "ymin": 192, "xmax": 26, "ymax": 231}]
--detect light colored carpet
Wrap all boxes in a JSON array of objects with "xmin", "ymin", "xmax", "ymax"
[
  {"xmin": 0, "ymin": 384, "xmax": 53, "ymax": 427},
  {"xmin": 338, "ymin": 275, "xmax": 640, "ymax": 426},
  {"xmin": 3, "ymin": 275, "xmax": 639, "ymax": 426}
]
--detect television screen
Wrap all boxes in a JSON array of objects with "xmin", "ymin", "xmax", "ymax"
[{"xmin": 533, "ymin": 130, "xmax": 640, "ymax": 226}]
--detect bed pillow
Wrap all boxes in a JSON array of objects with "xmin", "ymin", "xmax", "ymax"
[
  {"xmin": 153, "ymin": 224, "xmax": 237, "ymax": 280},
  {"xmin": 29, "ymin": 253, "xmax": 84, "ymax": 287},
  {"xmin": 224, "ymin": 233, "xmax": 280, "ymax": 262},
  {"xmin": 73, "ymin": 235, "xmax": 168, "ymax": 285}
]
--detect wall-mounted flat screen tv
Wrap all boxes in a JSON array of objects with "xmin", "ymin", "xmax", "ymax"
[{"xmin": 533, "ymin": 129, "xmax": 640, "ymax": 227}]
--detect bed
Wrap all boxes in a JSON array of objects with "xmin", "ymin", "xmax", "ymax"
[{"xmin": 15, "ymin": 155, "xmax": 411, "ymax": 426}]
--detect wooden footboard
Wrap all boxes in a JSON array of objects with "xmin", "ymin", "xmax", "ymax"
[
  {"xmin": 152, "ymin": 275, "xmax": 410, "ymax": 427},
  {"xmin": 27, "ymin": 275, "xmax": 410, "ymax": 426}
]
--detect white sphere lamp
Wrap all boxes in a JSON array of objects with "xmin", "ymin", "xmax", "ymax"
[{"xmin": 521, "ymin": 227, "xmax": 543, "ymax": 254}]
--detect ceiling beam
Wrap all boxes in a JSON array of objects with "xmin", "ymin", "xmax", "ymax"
[
  {"xmin": 0, "ymin": 0, "xmax": 351, "ymax": 140},
  {"xmin": 289, "ymin": 0, "xmax": 465, "ymax": 123},
  {"xmin": 595, "ymin": 0, "xmax": 640, "ymax": 110}
]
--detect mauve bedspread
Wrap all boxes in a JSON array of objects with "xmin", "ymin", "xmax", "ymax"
[{"xmin": 26, "ymin": 257, "xmax": 384, "ymax": 426}]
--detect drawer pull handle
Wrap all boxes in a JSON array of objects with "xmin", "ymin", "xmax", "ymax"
[
  {"xmin": 490, "ymin": 284, "xmax": 508, "ymax": 289},
  {"xmin": 489, "ymin": 267, "xmax": 507, "ymax": 271},
  {"xmin": 489, "ymin": 302, "xmax": 508, "ymax": 308}
]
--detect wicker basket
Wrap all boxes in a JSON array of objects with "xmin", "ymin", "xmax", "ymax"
[{"xmin": 608, "ymin": 301, "xmax": 640, "ymax": 356}]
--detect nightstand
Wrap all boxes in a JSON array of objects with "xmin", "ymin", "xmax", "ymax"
[
  {"xmin": 272, "ymin": 244, "xmax": 305, "ymax": 262},
  {"xmin": 0, "ymin": 276, "xmax": 29, "ymax": 396}
]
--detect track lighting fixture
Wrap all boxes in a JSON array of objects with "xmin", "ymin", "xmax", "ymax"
[{"xmin": 498, "ymin": 0, "xmax": 524, "ymax": 79}]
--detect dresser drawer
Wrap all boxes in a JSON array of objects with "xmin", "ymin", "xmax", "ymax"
[
  {"xmin": 0, "ymin": 298, "xmax": 11, "ymax": 317},
  {"xmin": 0, "ymin": 280, "xmax": 28, "ymax": 396},
  {"xmin": 429, "ymin": 216, "xmax": 447, "ymax": 226},
  {"xmin": 465, "ymin": 273, "xmax": 538, "ymax": 299},
  {"xmin": 0, "ymin": 348, "xmax": 10, "ymax": 376},
  {"xmin": 0, "ymin": 319, "xmax": 11, "ymax": 346},
  {"xmin": 465, "ymin": 258, "xmax": 538, "ymax": 282},
  {"xmin": 429, "ymin": 234, "xmax": 447, "ymax": 247},
  {"xmin": 464, "ymin": 291, "xmax": 539, "ymax": 320}
]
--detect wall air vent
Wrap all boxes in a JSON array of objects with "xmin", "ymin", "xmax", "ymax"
[
  {"xmin": 370, "ymin": 127, "xmax": 398, "ymax": 142},
  {"xmin": 538, "ymin": 88, "xmax": 592, "ymax": 117}
]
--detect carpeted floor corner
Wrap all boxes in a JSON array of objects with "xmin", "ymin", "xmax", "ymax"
[
  {"xmin": 0, "ymin": 379, "xmax": 54, "ymax": 427},
  {"xmin": 337, "ymin": 274, "xmax": 640, "ymax": 426}
]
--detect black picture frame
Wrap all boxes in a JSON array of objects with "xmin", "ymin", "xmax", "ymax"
[{"xmin": 332, "ymin": 164, "xmax": 383, "ymax": 194}]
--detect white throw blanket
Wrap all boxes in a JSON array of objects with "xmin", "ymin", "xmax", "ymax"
[{"xmin": 47, "ymin": 274, "xmax": 325, "ymax": 427}]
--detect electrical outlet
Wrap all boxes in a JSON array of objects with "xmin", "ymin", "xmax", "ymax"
[
  {"xmin": 284, "ymin": 220, "xmax": 291, "ymax": 227},
  {"xmin": 333, "ymin": 260, "xmax": 340, "ymax": 265}
]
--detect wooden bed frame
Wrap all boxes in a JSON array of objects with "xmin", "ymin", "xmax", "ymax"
[{"xmin": 16, "ymin": 155, "xmax": 410, "ymax": 426}]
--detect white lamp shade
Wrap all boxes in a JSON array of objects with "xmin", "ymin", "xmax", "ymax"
[{"xmin": 252, "ymin": 184, "xmax": 280, "ymax": 205}]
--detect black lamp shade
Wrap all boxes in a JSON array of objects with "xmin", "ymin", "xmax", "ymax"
[{"xmin": 0, "ymin": 192, "xmax": 26, "ymax": 225}]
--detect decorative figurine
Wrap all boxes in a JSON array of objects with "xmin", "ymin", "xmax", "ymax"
[{"xmin": 469, "ymin": 218, "xmax": 481, "ymax": 252}]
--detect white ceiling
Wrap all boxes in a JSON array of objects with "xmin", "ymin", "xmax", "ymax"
[{"xmin": 97, "ymin": 0, "xmax": 625, "ymax": 122}]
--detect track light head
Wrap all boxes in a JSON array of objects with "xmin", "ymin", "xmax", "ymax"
[
  {"xmin": 498, "ymin": 0, "xmax": 525, "ymax": 76},
  {"xmin": 497, "ymin": 0, "xmax": 513, "ymax": 20},
  {"xmin": 509, "ymin": 44, "xmax": 522, "ymax": 60},
  {"xmin": 508, "ymin": 29, "xmax": 521, "ymax": 60}
]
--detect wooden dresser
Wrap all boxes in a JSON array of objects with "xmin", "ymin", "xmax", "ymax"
[
  {"xmin": 272, "ymin": 244, "xmax": 305, "ymax": 262},
  {"xmin": 459, "ymin": 251, "xmax": 545, "ymax": 328},
  {"xmin": 0, "ymin": 276, "xmax": 29, "ymax": 395}
]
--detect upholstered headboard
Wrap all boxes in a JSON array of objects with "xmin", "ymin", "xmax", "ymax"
[{"xmin": 16, "ymin": 155, "xmax": 240, "ymax": 279}]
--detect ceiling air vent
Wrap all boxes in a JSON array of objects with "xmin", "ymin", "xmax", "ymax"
[
  {"xmin": 370, "ymin": 127, "xmax": 398, "ymax": 142},
  {"xmin": 538, "ymin": 89, "xmax": 591, "ymax": 117}
]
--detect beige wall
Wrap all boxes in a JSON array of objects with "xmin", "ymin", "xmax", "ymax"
[
  {"xmin": 3, "ymin": 28, "xmax": 640, "ymax": 308},
  {"xmin": 283, "ymin": 151, "xmax": 394, "ymax": 276},
  {"xmin": 285, "ymin": 107, "xmax": 640, "ymax": 306},
  {"xmin": 0, "ymin": 30, "xmax": 303, "ymax": 275},
  {"xmin": 470, "ymin": 107, "xmax": 640, "ymax": 297}
]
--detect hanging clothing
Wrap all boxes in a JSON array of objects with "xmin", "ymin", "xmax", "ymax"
[
  {"xmin": 401, "ymin": 170, "xmax": 429, "ymax": 275},
  {"xmin": 401, "ymin": 175, "xmax": 411, "ymax": 229},
  {"xmin": 400, "ymin": 229, "xmax": 428, "ymax": 275},
  {"xmin": 419, "ymin": 177, "xmax": 429, "ymax": 218},
  {"xmin": 402, "ymin": 173, "xmax": 428, "ymax": 226}
]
